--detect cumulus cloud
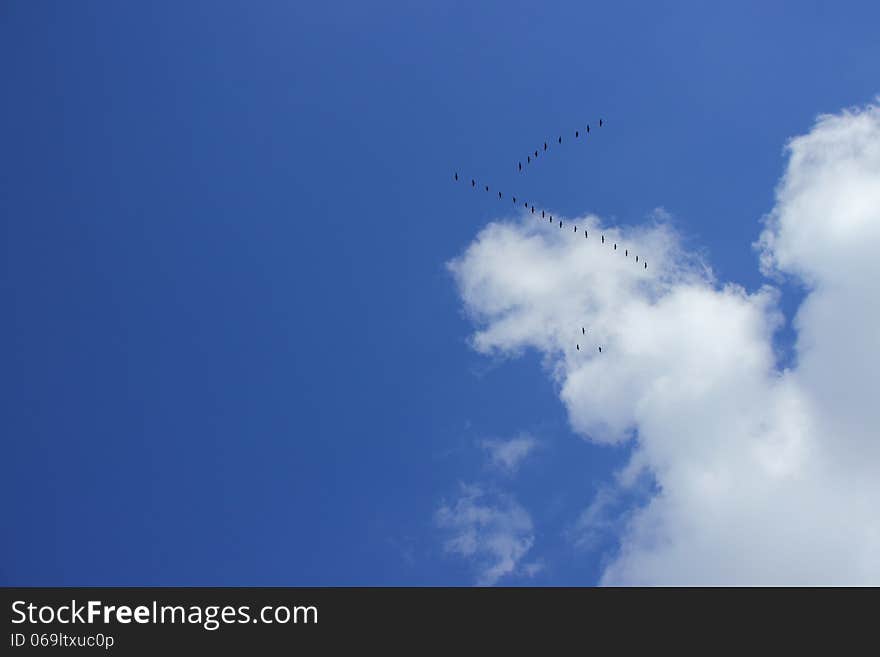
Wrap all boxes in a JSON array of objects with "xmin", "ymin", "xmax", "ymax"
[
  {"xmin": 448, "ymin": 101, "xmax": 880, "ymax": 584},
  {"xmin": 481, "ymin": 434, "xmax": 539, "ymax": 474},
  {"xmin": 435, "ymin": 484, "xmax": 535, "ymax": 585}
]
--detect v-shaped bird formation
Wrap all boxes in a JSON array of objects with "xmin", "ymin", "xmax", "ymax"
[{"xmin": 452, "ymin": 117, "xmax": 648, "ymax": 356}]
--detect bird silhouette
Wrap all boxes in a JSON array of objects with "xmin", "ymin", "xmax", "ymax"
[
  {"xmin": 558, "ymin": 136, "xmax": 562, "ymax": 143},
  {"xmin": 599, "ymin": 118, "xmax": 604, "ymax": 127},
  {"xmin": 454, "ymin": 172, "xmax": 458, "ymax": 181}
]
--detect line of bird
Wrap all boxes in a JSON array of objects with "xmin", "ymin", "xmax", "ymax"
[
  {"xmin": 454, "ymin": 115, "xmax": 637, "ymax": 356},
  {"xmin": 516, "ymin": 118, "xmax": 604, "ymax": 173},
  {"xmin": 451, "ymin": 170, "xmax": 647, "ymax": 271},
  {"xmin": 452, "ymin": 172, "xmax": 639, "ymax": 355}
]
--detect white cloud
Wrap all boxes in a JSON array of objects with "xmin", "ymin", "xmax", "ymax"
[
  {"xmin": 448, "ymin": 101, "xmax": 880, "ymax": 585},
  {"xmin": 481, "ymin": 434, "xmax": 538, "ymax": 474},
  {"xmin": 435, "ymin": 484, "xmax": 535, "ymax": 585}
]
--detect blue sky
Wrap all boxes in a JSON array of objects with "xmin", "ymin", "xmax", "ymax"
[{"xmin": 2, "ymin": 2, "xmax": 879, "ymax": 585}]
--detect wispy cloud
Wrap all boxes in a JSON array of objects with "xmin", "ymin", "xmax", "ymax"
[
  {"xmin": 435, "ymin": 484, "xmax": 535, "ymax": 586},
  {"xmin": 481, "ymin": 434, "xmax": 538, "ymax": 475}
]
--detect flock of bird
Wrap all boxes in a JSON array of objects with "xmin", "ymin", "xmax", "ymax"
[
  {"xmin": 515, "ymin": 118, "xmax": 603, "ymax": 174},
  {"xmin": 453, "ymin": 117, "xmax": 648, "ymax": 355}
]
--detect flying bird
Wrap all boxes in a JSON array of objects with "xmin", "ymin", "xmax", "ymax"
[
  {"xmin": 577, "ymin": 344, "xmax": 580, "ymax": 350},
  {"xmin": 582, "ymin": 327, "xmax": 585, "ymax": 334},
  {"xmin": 635, "ymin": 255, "xmax": 639, "ymax": 262},
  {"xmin": 614, "ymin": 243, "xmax": 617, "ymax": 250},
  {"xmin": 599, "ymin": 118, "xmax": 604, "ymax": 127},
  {"xmin": 485, "ymin": 185, "xmax": 489, "ymax": 192},
  {"xmin": 527, "ymin": 155, "xmax": 531, "ymax": 163},
  {"xmin": 645, "ymin": 262, "xmax": 648, "ymax": 269},
  {"xmin": 471, "ymin": 179, "xmax": 475, "ymax": 187},
  {"xmin": 519, "ymin": 162, "xmax": 522, "ymax": 171},
  {"xmin": 544, "ymin": 142, "xmax": 548, "ymax": 151},
  {"xmin": 558, "ymin": 136, "xmax": 562, "ymax": 143},
  {"xmin": 587, "ymin": 124, "xmax": 590, "ymax": 133},
  {"xmin": 601, "ymin": 235, "xmax": 605, "ymax": 244},
  {"xmin": 576, "ymin": 130, "xmax": 579, "ymax": 137},
  {"xmin": 598, "ymin": 346, "xmax": 602, "ymax": 353},
  {"xmin": 498, "ymin": 191, "xmax": 502, "ymax": 199},
  {"xmin": 454, "ymin": 172, "xmax": 458, "ymax": 181}
]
